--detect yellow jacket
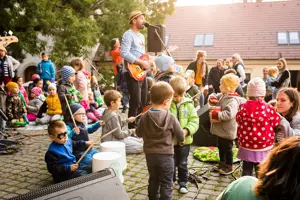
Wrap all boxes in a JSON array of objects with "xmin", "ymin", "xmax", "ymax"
[{"xmin": 46, "ymin": 94, "xmax": 62, "ymax": 115}]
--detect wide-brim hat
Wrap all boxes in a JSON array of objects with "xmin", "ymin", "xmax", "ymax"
[{"xmin": 129, "ymin": 10, "xmax": 145, "ymax": 22}]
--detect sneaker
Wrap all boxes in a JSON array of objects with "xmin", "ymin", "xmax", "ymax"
[
  {"xmin": 219, "ymin": 165, "xmax": 234, "ymax": 175},
  {"xmin": 179, "ymin": 187, "xmax": 188, "ymax": 194}
]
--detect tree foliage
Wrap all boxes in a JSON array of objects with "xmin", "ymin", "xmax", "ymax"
[{"xmin": 0, "ymin": 0, "xmax": 176, "ymax": 66}]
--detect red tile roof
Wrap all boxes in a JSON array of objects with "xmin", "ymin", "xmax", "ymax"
[{"xmin": 165, "ymin": 0, "xmax": 300, "ymax": 60}]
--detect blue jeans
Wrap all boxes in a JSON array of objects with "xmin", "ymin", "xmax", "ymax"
[
  {"xmin": 146, "ymin": 154, "xmax": 174, "ymax": 200},
  {"xmin": 174, "ymin": 145, "xmax": 190, "ymax": 188},
  {"xmin": 70, "ymin": 164, "xmax": 92, "ymax": 179}
]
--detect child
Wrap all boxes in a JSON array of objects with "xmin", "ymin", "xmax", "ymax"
[
  {"xmin": 58, "ymin": 65, "xmax": 82, "ymax": 119},
  {"xmin": 45, "ymin": 120, "xmax": 92, "ymax": 183},
  {"xmin": 86, "ymin": 92, "xmax": 101, "ymax": 123},
  {"xmin": 26, "ymin": 87, "xmax": 44, "ymax": 121},
  {"xmin": 66, "ymin": 104, "xmax": 101, "ymax": 167},
  {"xmin": 169, "ymin": 76, "xmax": 199, "ymax": 194},
  {"xmin": 36, "ymin": 52, "xmax": 55, "ymax": 92},
  {"xmin": 208, "ymin": 74, "xmax": 246, "ymax": 175},
  {"xmin": 37, "ymin": 83, "xmax": 62, "ymax": 124},
  {"xmin": 28, "ymin": 74, "xmax": 40, "ymax": 99},
  {"xmin": 154, "ymin": 54, "xmax": 176, "ymax": 83},
  {"xmin": 101, "ymin": 90, "xmax": 143, "ymax": 154},
  {"xmin": 236, "ymin": 77, "xmax": 280, "ymax": 177},
  {"xmin": 12, "ymin": 76, "xmax": 29, "ymax": 104},
  {"xmin": 90, "ymin": 75, "xmax": 103, "ymax": 107},
  {"xmin": 184, "ymin": 70, "xmax": 201, "ymax": 109},
  {"xmin": 5, "ymin": 82, "xmax": 27, "ymax": 126},
  {"xmin": 136, "ymin": 81, "xmax": 184, "ymax": 200}
]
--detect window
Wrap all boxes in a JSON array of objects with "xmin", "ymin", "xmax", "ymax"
[
  {"xmin": 165, "ymin": 35, "xmax": 169, "ymax": 46},
  {"xmin": 194, "ymin": 34, "xmax": 214, "ymax": 47},
  {"xmin": 277, "ymin": 31, "xmax": 300, "ymax": 45}
]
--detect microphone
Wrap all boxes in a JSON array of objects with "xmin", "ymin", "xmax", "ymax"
[{"xmin": 143, "ymin": 22, "xmax": 160, "ymax": 29}]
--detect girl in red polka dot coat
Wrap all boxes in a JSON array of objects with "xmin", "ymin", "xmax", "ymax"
[{"xmin": 236, "ymin": 77, "xmax": 281, "ymax": 177}]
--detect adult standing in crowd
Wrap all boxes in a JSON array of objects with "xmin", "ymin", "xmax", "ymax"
[
  {"xmin": 186, "ymin": 50, "xmax": 209, "ymax": 107},
  {"xmin": 231, "ymin": 53, "xmax": 246, "ymax": 89},
  {"xmin": 36, "ymin": 52, "xmax": 55, "ymax": 92},
  {"xmin": 271, "ymin": 58, "xmax": 290, "ymax": 99},
  {"xmin": 217, "ymin": 136, "xmax": 300, "ymax": 200},
  {"xmin": 0, "ymin": 45, "xmax": 20, "ymax": 87},
  {"xmin": 208, "ymin": 58, "xmax": 225, "ymax": 93},
  {"xmin": 275, "ymin": 87, "xmax": 300, "ymax": 142},
  {"xmin": 120, "ymin": 10, "xmax": 149, "ymax": 129}
]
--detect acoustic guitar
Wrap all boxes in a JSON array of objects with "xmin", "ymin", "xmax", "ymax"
[
  {"xmin": 0, "ymin": 35, "xmax": 19, "ymax": 47},
  {"xmin": 126, "ymin": 54, "xmax": 152, "ymax": 81}
]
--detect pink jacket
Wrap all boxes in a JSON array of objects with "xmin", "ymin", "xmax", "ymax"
[
  {"xmin": 19, "ymin": 86, "xmax": 29, "ymax": 104},
  {"xmin": 74, "ymin": 71, "xmax": 89, "ymax": 110}
]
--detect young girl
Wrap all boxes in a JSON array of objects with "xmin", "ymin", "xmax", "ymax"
[
  {"xmin": 36, "ymin": 83, "xmax": 62, "ymax": 124},
  {"xmin": 28, "ymin": 74, "xmax": 40, "ymax": 99},
  {"xmin": 12, "ymin": 76, "xmax": 29, "ymax": 104},
  {"xmin": 71, "ymin": 58, "xmax": 89, "ymax": 110},
  {"xmin": 208, "ymin": 74, "xmax": 246, "ymax": 174},
  {"xmin": 86, "ymin": 92, "xmax": 101, "ymax": 123},
  {"xmin": 236, "ymin": 77, "xmax": 281, "ymax": 177},
  {"xmin": 271, "ymin": 58, "xmax": 290, "ymax": 99},
  {"xmin": 26, "ymin": 87, "xmax": 44, "ymax": 121},
  {"xmin": 185, "ymin": 70, "xmax": 200, "ymax": 108}
]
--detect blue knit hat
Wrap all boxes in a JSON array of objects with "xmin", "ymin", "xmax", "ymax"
[
  {"xmin": 70, "ymin": 103, "xmax": 84, "ymax": 115},
  {"xmin": 61, "ymin": 66, "xmax": 76, "ymax": 82},
  {"xmin": 154, "ymin": 54, "xmax": 175, "ymax": 72}
]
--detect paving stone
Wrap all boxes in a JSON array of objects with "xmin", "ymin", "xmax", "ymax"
[
  {"xmin": 0, "ymin": 184, "xmax": 9, "ymax": 190},
  {"xmin": 15, "ymin": 188, "xmax": 31, "ymax": 195},
  {"xmin": 2, "ymin": 193, "xmax": 18, "ymax": 199},
  {"xmin": 200, "ymin": 188, "xmax": 214, "ymax": 195},
  {"xmin": 27, "ymin": 184, "xmax": 41, "ymax": 190},
  {"xmin": 27, "ymin": 178, "xmax": 41, "ymax": 184},
  {"xmin": 195, "ymin": 193, "xmax": 210, "ymax": 200},
  {"xmin": 5, "ymin": 186, "xmax": 18, "ymax": 193},
  {"xmin": 133, "ymin": 194, "xmax": 148, "ymax": 200},
  {"xmin": 6, "ymin": 180, "xmax": 20, "ymax": 186},
  {"xmin": 17, "ymin": 182, "xmax": 31, "ymax": 188}
]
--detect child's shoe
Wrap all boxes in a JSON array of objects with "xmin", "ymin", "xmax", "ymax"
[
  {"xmin": 219, "ymin": 165, "xmax": 233, "ymax": 175},
  {"xmin": 179, "ymin": 187, "xmax": 188, "ymax": 194}
]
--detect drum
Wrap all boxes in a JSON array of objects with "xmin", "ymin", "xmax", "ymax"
[
  {"xmin": 100, "ymin": 141, "xmax": 127, "ymax": 171},
  {"xmin": 92, "ymin": 152, "xmax": 124, "ymax": 183}
]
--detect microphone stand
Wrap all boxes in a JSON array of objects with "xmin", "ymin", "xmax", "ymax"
[{"xmin": 154, "ymin": 29, "xmax": 173, "ymax": 58}]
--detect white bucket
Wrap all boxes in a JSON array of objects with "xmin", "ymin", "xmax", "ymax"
[
  {"xmin": 100, "ymin": 141, "xmax": 127, "ymax": 171},
  {"xmin": 92, "ymin": 152, "xmax": 124, "ymax": 183}
]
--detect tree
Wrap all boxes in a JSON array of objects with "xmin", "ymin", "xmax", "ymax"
[{"xmin": 0, "ymin": 0, "xmax": 176, "ymax": 66}]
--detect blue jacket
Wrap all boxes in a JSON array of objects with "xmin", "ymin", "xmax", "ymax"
[
  {"xmin": 45, "ymin": 138, "xmax": 86, "ymax": 183},
  {"xmin": 36, "ymin": 60, "xmax": 55, "ymax": 80}
]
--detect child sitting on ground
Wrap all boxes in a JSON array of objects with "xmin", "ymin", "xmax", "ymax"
[
  {"xmin": 136, "ymin": 81, "xmax": 184, "ymax": 200},
  {"xmin": 45, "ymin": 120, "xmax": 92, "ymax": 183},
  {"xmin": 236, "ymin": 77, "xmax": 280, "ymax": 177},
  {"xmin": 86, "ymin": 92, "xmax": 101, "ymax": 123},
  {"xmin": 58, "ymin": 65, "xmax": 82, "ymax": 119},
  {"xmin": 66, "ymin": 104, "xmax": 102, "ymax": 167},
  {"xmin": 5, "ymin": 82, "xmax": 27, "ymax": 127},
  {"xmin": 101, "ymin": 90, "xmax": 143, "ymax": 154},
  {"xmin": 184, "ymin": 70, "xmax": 201, "ymax": 109},
  {"xmin": 90, "ymin": 75, "xmax": 103, "ymax": 107},
  {"xmin": 12, "ymin": 76, "xmax": 29, "ymax": 104},
  {"xmin": 26, "ymin": 87, "xmax": 44, "ymax": 121},
  {"xmin": 37, "ymin": 83, "xmax": 62, "ymax": 124},
  {"xmin": 208, "ymin": 73, "xmax": 246, "ymax": 175},
  {"xmin": 28, "ymin": 74, "xmax": 40, "ymax": 99},
  {"xmin": 169, "ymin": 76, "xmax": 199, "ymax": 194}
]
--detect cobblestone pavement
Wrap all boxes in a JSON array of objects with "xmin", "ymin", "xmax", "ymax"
[{"xmin": 0, "ymin": 128, "xmax": 240, "ymax": 200}]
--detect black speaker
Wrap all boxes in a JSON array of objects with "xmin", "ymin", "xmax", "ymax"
[
  {"xmin": 193, "ymin": 104, "xmax": 218, "ymax": 147},
  {"xmin": 10, "ymin": 168, "xmax": 129, "ymax": 200},
  {"xmin": 147, "ymin": 25, "xmax": 166, "ymax": 52}
]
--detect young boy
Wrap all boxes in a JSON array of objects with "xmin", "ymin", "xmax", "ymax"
[
  {"xmin": 36, "ymin": 52, "xmax": 55, "ymax": 92},
  {"xmin": 45, "ymin": 120, "xmax": 92, "ymax": 183},
  {"xmin": 208, "ymin": 74, "xmax": 246, "ymax": 175},
  {"xmin": 101, "ymin": 90, "xmax": 143, "ymax": 154},
  {"xmin": 136, "ymin": 82, "xmax": 184, "ymax": 200},
  {"xmin": 5, "ymin": 82, "xmax": 27, "ymax": 126},
  {"xmin": 169, "ymin": 76, "xmax": 199, "ymax": 194}
]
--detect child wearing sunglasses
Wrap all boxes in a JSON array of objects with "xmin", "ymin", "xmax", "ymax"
[{"xmin": 45, "ymin": 120, "xmax": 92, "ymax": 183}]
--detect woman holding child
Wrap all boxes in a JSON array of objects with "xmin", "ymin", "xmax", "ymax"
[{"xmin": 271, "ymin": 58, "xmax": 290, "ymax": 99}]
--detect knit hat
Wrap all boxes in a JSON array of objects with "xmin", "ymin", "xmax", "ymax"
[
  {"xmin": 0, "ymin": 45, "xmax": 7, "ymax": 53},
  {"xmin": 70, "ymin": 103, "xmax": 84, "ymax": 115},
  {"xmin": 31, "ymin": 74, "xmax": 40, "ymax": 81},
  {"xmin": 220, "ymin": 74, "xmax": 240, "ymax": 93},
  {"xmin": 61, "ymin": 65, "xmax": 76, "ymax": 82},
  {"xmin": 31, "ymin": 87, "xmax": 42, "ymax": 96},
  {"xmin": 6, "ymin": 82, "xmax": 18, "ymax": 92},
  {"xmin": 48, "ymin": 83, "xmax": 57, "ymax": 91},
  {"xmin": 154, "ymin": 54, "xmax": 175, "ymax": 72},
  {"xmin": 247, "ymin": 77, "xmax": 266, "ymax": 97},
  {"xmin": 129, "ymin": 10, "xmax": 145, "ymax": 22}
]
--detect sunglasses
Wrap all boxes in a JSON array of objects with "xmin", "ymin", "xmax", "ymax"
[{"xmin": 56, "ymin": 132, "xmax": 67, "ymax": 139}]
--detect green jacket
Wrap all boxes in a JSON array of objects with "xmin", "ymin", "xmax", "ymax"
[{"xmin": 170, "ymin": 97, "xmax": 199, "ymax": 145}]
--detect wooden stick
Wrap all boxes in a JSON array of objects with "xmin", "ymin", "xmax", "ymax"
[
  {"xmin": 191, "ymin": 91, "xmax": 201, "ymax": 99},
  {"xmin": 76, "ymin": 127, "xmax": 118, "ymax": 165},
  {"xmin": 64, "ymin": 94, "xmax": 77, "ymax": 128}
]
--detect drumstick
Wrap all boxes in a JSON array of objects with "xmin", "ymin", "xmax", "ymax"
[
  {"xmin": 76, "ymin": 127, "xmax": 118, "ymax": 165},
  {"xmin": 132, "ymin": 105, "xmax": 153, "ymax": 119},
  {"xmin": 191, "ymin": 92, "xmax": 201, "ymax": 99},
  {"xmin": 64, "ymin": 94, "xmax": 77, "ymax": 128}
]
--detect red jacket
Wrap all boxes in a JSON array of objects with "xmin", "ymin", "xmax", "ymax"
[
  {"xmin": 236, "ymin": 100, "xmax": 280, "ymax": 151},
  {"xmin": 109, "ymin": 48, "xmax": 122, "ymax": 75}
]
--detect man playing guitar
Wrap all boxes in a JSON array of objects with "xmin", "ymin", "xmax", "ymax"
[{"xmin": 121, "ymin": 10, "xmax": 149, "ymax": 128}]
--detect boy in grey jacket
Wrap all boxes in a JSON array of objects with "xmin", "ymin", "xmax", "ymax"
[
  {"xmin": 101, "ymin": 90, "xmax": 143, "ymax": 154},
  {"xmin": 208, "ymin": 74, "xmax": 246, "ymax": 175},
  {"xmin": 136, "ymin": 82, "xmax": 184, "ymax": 200}
]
